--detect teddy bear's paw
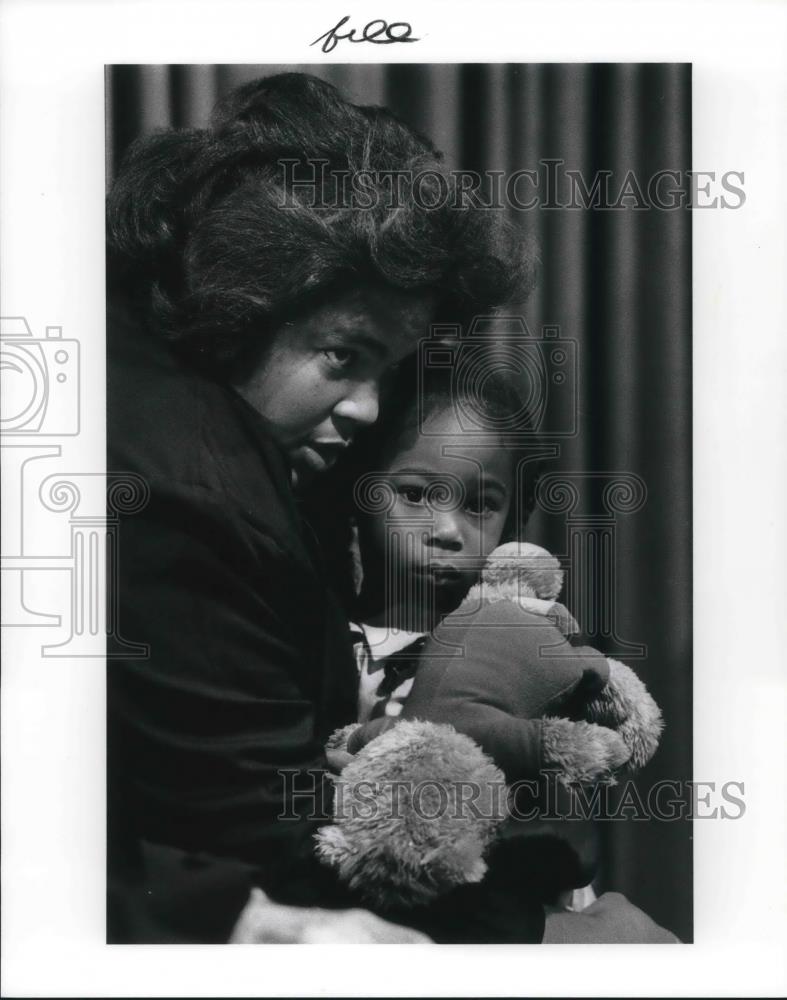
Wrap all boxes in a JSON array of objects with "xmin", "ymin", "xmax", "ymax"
[
  {"xmin": 325, "ymin": 722, "xmax": 362, "ymax": 753},
  {"xmin": 542, "ymin": 717, "xmax": 630, "ymax": 785},
  {"xmin": 584, "ymin": 659, "xmax": 664, "ymax": 771}
]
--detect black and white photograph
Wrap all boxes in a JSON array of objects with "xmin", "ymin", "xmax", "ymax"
[
  {"xmin": 105, "ymin": 63, "xmax": 692, "ymax": 945},
  {"xmin": 2, "ymin": 1, "xmax": 786, "ymax": 997}
]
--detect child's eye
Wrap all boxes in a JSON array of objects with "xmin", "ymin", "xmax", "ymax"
[
  {"xmin": 398, "ymin": 484, "xmax": 425, "ymax": 505},
  {"xmin": 323, "ymin": 348, "xmax": 359, "ymax": 370},
  {"xmin": 466, "ymin": 497, "xmax": 501, "ymax": 516}
]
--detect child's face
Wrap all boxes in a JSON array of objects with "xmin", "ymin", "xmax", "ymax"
[
  {"xmin": 358, "ymin": 405, "xmax": 514, "ymax": 620},
  {"xmin": 232, "ymin": 286, "xmax": 432, "ymax": 488}
]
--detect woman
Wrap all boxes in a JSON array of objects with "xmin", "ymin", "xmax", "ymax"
[{"xmin": 106, "ymin": 72, "xmax": 533, "ymax": 942}]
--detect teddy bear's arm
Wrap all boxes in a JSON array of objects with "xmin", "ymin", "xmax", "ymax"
[
  {"xmin": 410, "ymin": 697, "xmax": 629, "ymax": 785},
  {"xmin": 396, "ymin": 600, "xmax": 632, "ymax": 782},
  {"xmin": 413, "ymin": 697, "xmax": 547, "ymax": 781},
  {"xmin": 582, "ymin": 658, "xmax": 664, "ymax": 771}
]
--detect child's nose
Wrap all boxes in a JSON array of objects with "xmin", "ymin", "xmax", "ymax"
[
  {"xmin": 333, "ymin": 380, "xmax": 380, "ymax": 428},
  {"xmin": 429, "ymin": 510, "xmax": 463, "ymax": 550}
]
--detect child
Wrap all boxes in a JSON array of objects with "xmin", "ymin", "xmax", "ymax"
[{"xmin": 342, "ymin": 357, "xmax": 620, "ymax": 906}]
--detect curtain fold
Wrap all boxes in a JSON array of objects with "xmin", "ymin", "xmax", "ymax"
[{"xmin": 107, "ymin": 62, "xmax": 692, "ymax": 942}]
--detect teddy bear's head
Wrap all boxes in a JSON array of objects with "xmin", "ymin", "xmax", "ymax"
[
  {"xmin": 465, "ymin": 541, "xmax": 564, "ymax": 606},
  {"xmin": 315, "ymin": 719, "xmax": 508, "ymax": 910}
]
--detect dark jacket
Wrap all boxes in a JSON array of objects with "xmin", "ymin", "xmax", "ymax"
[{"xmin": 107, "ymin": 305, "xmax": 359, "ymax": 921}]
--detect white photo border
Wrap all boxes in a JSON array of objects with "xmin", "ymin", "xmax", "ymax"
[{"xmin": 2, "ymin": 0, "xmax": 786, "ymax": 996}]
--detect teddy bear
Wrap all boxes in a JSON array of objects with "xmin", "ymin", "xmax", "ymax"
[{"xmin": 316, "ymin": 543, "xmax": 663, "ymax": 910}]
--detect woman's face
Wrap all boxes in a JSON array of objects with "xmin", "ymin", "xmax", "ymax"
[{"xmin": 233, "ymin": 286, "xmax": 433, "ymax": 487}]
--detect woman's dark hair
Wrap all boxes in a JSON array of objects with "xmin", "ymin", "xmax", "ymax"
[{"xmin": 107, "ymin": 72, "xmax": 536, "ymax": 376}]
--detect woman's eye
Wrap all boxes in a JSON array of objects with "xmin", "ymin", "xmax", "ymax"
[
  {"xmin": 323, "ymin": 348, "xmax": 358, "ymax": 370},
  {"xmin": 399, "ymin": 485, "xmax": 425, "ymax": 504}
]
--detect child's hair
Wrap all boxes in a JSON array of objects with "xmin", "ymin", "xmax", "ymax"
[{"xmin": 107, "ymin": 72, "xmax": 535, "ymax": 378}]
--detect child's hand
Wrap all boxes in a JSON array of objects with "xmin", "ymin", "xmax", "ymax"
[
  {"xmin": 324, "ymin": 723, "xmax": 364, "ymax": 772},
  {"xmin": 325, "ymin": 747, "xmax": 354, "ymax": 774},
  {"xmin": 323, "ymin": 718, "xmax": 398, "ymax": 769},
  {"xmin": 345, "ymin": 716, "xmax": 398, "ymax": 754}
]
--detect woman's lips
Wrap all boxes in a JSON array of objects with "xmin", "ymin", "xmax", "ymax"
[{"xmin": 295, "ymin": 440, "xmax": 348, "ymax": 473}]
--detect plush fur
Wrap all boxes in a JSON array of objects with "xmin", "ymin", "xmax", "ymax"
[
  {"xmin": 317, "ymin": 543, "xmax": 663, "ymax": 907},
  {"xmin": 471, "ymin": 541, "xmax": 564, "ymax": 604},
  {"xmin": 542, "ymin": 717, "xmax": 630, "ymax": 786},
  {"xmin": 316, "ymin": 720, "xmax": 507, "ymax": 909},
  {"xmin": 584, "ymin": 657, "xmax": 664, "ymax": 770}
]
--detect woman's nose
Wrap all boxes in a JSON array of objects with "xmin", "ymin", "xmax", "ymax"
[{"xmin": 333, "ymin": 380, "xmax": 380, "ymax": 428}]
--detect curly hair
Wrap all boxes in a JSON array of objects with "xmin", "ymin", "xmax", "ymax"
[{"xmin": 107, "ymin": 72, "xmax": 536, "ymax": 377}]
